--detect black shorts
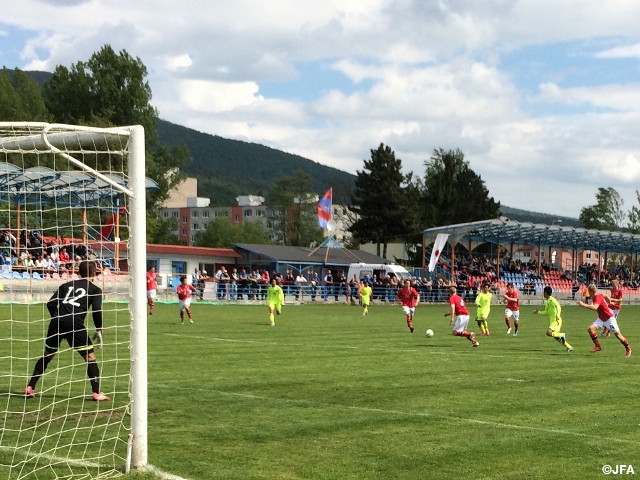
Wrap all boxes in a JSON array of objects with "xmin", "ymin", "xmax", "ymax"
[{"xmin": 44, "ymin": 319, "xmax": 92, "ymax": 353}]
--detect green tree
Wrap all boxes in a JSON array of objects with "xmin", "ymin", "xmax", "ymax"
[
  {"xmin": 43, "ymin": 45, "xmax": 158, "ymax": 140},
  {"xmin": 194, "ymin": 216, "xmax": 272, "ymax": 248},
  {"xmin": 0, "ymin": 68, "xmax": 50, "ymax": 121},
  {"xmin": 146, "ymin": 216, "xmax": 180, "ymax": 245},
  {"xmin": 627, "ymin": 190, "xmax": 640, "ymax": 234},
  {"xmin": 421, "ymin": 148, "xmax": 500, "ymax": 227},
  {"xmin": 41, "ymin": 44, "xmax": 190, "ymax": 242},
  {"xmin": 350, "ymin": 143, "xmax": 414, "ymax": 258},
  {"xmin": 265, "ymin": 171, "xmax": 323, "ymax": 246},
  {"xmin": 579, "ymin": 187, "xmax": 625, "ymax": 231}
]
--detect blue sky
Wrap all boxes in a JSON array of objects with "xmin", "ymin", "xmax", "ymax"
[{"xmin": 2, "ymin": 0, "xmax": 640, "ymax": 219}]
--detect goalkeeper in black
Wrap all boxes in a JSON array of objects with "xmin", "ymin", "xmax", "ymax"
[{"xmin": 26, "ymin": 260, "xmax": 110, "ymax": 401}]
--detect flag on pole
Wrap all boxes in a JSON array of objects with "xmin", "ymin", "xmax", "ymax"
[
  {"xmin": 317, "ymin": 188, "xmax": 332, "ymax": 228},
  {"xmin": 428, "ymin": 233, "xmax": 449, "ymax": 272},
  {"xmin": 100, "ymin": 206, "xmax": 128, "ymax": 240}
]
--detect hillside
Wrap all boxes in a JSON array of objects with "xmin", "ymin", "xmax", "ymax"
[
  {"xmin": 156, "ymin": 120, "xmax": 581, "ymax": 225},
  {"xmin": 156, "ymin": 119, "xmax": 356, "ymax": 206},
  {"xmin": 499, "ymin": 206, "xmax": 582, "ymax": 227}
]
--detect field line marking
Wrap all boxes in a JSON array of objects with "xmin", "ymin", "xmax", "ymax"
[
  {"xmin": 0, "ymin": 445, "xmax": 190, "ymax": 480},
  {"xmin": 163, "ymin": 333, "xmax": 640, "ymax": 363},
  {"xmin": 147, "ymin": 464, "xmax": 191, "ymax": 480},
  {"xmin": 165, "ymin": 388, "xmax": 640, "ymax": 448}
]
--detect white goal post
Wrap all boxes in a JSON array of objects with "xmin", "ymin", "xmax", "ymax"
[{"xmin": 0, "ymin": 122, "xmax": 148, "ymax": 478}]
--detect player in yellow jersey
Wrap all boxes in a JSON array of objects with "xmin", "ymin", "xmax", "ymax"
[
  {"xmin": 533, "ymin": 286, "xmax": 572, "ymax": 352},
  {"xmin": 266, "ymin": 277, "xmax": 285, "ymax": 326},
  {"xmin": 475, "ymin": 282, "xmax": 492, "ymax": 336},
  {"xmin": 359, "ymin": 280, "xmax": 372, "ymax": 316}
]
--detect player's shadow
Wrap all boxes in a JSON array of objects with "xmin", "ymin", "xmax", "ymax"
[{"xmin": 417, "ymin": 344, "xmax": 454, "ymax": 349}]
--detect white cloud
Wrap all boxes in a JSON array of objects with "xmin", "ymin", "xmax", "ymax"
[
  {"xmin": 3, "ymin": 0, "xmax": 640, "ymax": 218},
  {"xmin": 165, "ymin": 54, "xmax": 192, "ymax": 71},
  {"xmin": 537, "ymin": 83, "xmax": 640, "ymax": 111},
  {"xmin": 176, "ymin": 80, "xmax": 263, "ymax": 114},
  {"xmin": 596, "ymin": 43, "xmax": 640, "ymax": 59}
]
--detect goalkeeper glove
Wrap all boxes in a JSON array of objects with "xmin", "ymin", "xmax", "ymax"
[{"xmin": 92, "ymin": 330, "xmax": 103, "ymax": 349}]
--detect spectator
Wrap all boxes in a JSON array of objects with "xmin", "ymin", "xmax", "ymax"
[
  {"xmin": 238, "ymin": 268, "xmax": 248, "ymax": 300},
  {"xmin": 349, "ymin": 274, "xmax": 360, "ymax": 303},
  {"xmin": 192, "ymin": 268, "xmax": 203, "ymax": 300},
  {"xmin": 310, "ymin": 272, "xmax": 320, "ymax": 301},
  {"xmin": 71, "ymin": 255, "xmax": 82, "ymax": 273},
  {"xmin": 34, "ymin": 254, "xmax": 45, "ymax": 276},
  {"xmin": 58, "ymin": 247, "xmax": 71, "ymax": 272},
  {"xmin": 42, "ymin": 253, "xmax": 57, "ymax": 276},
  {"xmin": 295, "ymin": 271, "xmax": 307, "ymax": 301},
  {"xmin": 230, "ymin": 268, "xmax": 239, "ymax": 300},
  {"xmin": 258, "ymin": 270, "xmax": 270, "ymax": 300}
]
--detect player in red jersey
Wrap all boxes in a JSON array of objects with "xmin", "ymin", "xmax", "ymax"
[
  {"xmin": 396, "ymin": 279, "xmax": 420, "ymax": 332},
  {"xmin": 503, "ymin": 282, "xmax": 520, "ymax": 336},
  {"xmin": 602, "ymin": 279, "xmax": 623, "ymax": 337},
  {"xmin": 146, "ymin": 266, "xmax": 158, "ymax": 315},
  {"xmin": 177, "ymin": 275, "xmax": 197, "ymax": 324},
  {"xmin": 579, "ymin": 284, "xmax": 631, "ymax": 357},
  {"xmin": 445, "ymin": 286, "xmax": 479, "ymax": 347}
]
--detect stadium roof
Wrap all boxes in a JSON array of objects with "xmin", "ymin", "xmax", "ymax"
[
  {"xmin": 233, "ymin": 243, "xmax": 388, "ymax": 267},
  {"xmin": 422, "ymin": 218, "xmax": 640, "ymax": 255},
  {"xmin": 0, "ymin": 162, "xmax": 159, "ymax": 206}
]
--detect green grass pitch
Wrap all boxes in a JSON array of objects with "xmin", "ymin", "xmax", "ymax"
[{"xmin": 3, "ymin": 301, "xmax": 640, "ymax": 479}]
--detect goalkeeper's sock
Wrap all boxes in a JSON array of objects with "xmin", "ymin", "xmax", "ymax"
[
  {"xmin": 87, "ymin": 361, "xmax": 100, "ymax": 394},
  {"xmin": 29, "ymin": 354, "xmax": 53, "ymax": 389}
]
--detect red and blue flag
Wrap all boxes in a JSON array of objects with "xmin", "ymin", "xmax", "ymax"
[{"xmin": 317, "ymin": 188, "xmax": 332, "ymax": 228}]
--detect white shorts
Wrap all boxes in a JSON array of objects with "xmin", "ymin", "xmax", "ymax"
[
  {"xmin": 504, "ymin": 308, "xmax": 520, "ymax": 322},
  {"xmin": 592, "ymin": 316, "xmax": 620, "ymax": 334},
  {"xmin": 147, "ymin": 289, "xmax": 156, "ymax": 299},
  {"xmin": 402, "ymin": 306, "xmax": 416, "ymax": 316},
  {"xmin": 452, "ymin": 314, "xmax": 470, "ymax": 334},
  {"xmin": 179, "ymin": 298, "xmax": 192, "ymax": 311},
  {"xmin": 612, "ymin": 309, "xmax": 620, "ymax": 319}
]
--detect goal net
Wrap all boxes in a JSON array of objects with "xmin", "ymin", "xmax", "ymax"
[{"xmin": 0, "ymin": 123, "xmax": 148, "ymax": 479}]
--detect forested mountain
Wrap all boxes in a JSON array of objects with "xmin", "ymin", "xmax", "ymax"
[
  {"xmin": 156, "ymin": 120, "xmax": 582, "ymax": 224},
  {"xmin": 499, "ymin": 206, "xmax": 582, "ymax": 227},
  {"xmin": 156, "ymin": 119, "xmax": 355, "ymax": 206}
]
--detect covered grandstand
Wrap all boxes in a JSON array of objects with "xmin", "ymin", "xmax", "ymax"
[{"xmin": 421, "ymin": 218, "xmax": 640, "ymax": 298}]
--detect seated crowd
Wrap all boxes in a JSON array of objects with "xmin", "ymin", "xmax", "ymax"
[{"xmin": 0, "ymin": 226, "xmax": 105, "ymax": 278}]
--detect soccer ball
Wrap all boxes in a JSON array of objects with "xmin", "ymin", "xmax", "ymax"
[{"xmin": 425, "ymin": 329, "xmax": 434, "ymax": 338}]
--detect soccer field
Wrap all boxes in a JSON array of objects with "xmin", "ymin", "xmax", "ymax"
[
  {"xmin": 3, "ymin": 301, "xmax": 639, "ymax": 479},
  {"xmin": 139, "ymin": 301, "xmax": 639, "ymax": 480}
]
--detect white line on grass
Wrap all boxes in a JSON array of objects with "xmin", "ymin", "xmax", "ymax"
[
  {"xmin": 168, "ymin": 387, "xmax": 640, "ymax": 448},
  {"xmin": 0, "ymin": 444, "xmax": 191, "ymax": 480},
  {"xmin": 146, "ymin": 464, "xmax": 191, "ymax": 480},
  {"xmin": 165, "ymin": 333, "xmax": 638, "ymax": 362}
]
